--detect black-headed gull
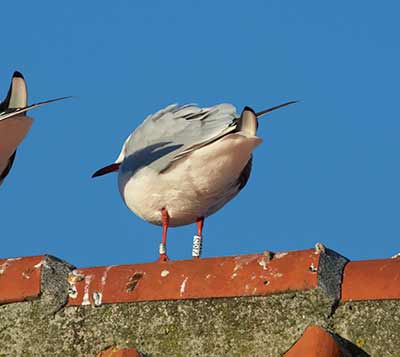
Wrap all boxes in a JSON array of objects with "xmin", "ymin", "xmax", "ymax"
[
  {"xmin": 93, "ymin": 101, "xmax": 297, "ymax": 261},
  {"xmin": 0, "ymin": 71, "xmax": 69, "ymax": 186}
]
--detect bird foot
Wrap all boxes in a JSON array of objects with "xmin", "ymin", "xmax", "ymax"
[{"xmin": 158, "ymin": 253, "xmax": 169, "ymax": 262}]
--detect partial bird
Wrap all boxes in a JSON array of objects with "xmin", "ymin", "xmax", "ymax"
[
  {"xmin": 0, "ymin": 71, "xmax": 69, "ymax": 186},
  {"xmin": 92, "ymin": 101, "xmax": 297, "ymax": 261}
]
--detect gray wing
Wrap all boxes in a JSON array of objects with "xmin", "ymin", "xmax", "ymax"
[{"xmin": 120, "ymin": 103, "xmax": 239, "ymax": 174}]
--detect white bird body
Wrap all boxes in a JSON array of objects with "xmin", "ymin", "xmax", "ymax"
[
  {"xmin": 93, "ymin": 100, "xmax": 296, "ymax": 259},
  {"xmin": 120, "ymin": 131, "xmax": 262, "ymax": 226}
]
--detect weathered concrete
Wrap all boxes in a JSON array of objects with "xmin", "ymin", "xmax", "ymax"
[
  {"xmin": 0, "ymin": 289, "xmax": 333, "ymax": 356},
  {"xmin": 332, "ymin": 300, "xmax": 400, "ymax": 357}
]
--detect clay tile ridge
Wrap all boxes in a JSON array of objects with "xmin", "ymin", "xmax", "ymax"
[
  {"xmin": 283, "ymin": 326, "xmax": 344, "ymax": 357},
  {"xmin": 0, "ymin": 254, "xmax": 74, "ymax": 305},
  {"xmin": 341, "ymin": 257, "xmax": 400, "ymax": 301},
  {"xmin": 0, "ymin": 255, "xmax": 46, "ymax": 304},
  {"xmin": 0, "ymin": 246, "xmax": 352, "ymax": 306},
  {"xmin": 66, "ymin": 245, "xmax": 348, "ymax": 306}
]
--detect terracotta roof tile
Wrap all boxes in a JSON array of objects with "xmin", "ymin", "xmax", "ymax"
[
  {"xmin": 67, "ymin": 249, "xmax": 320, "ymax": 305},
  {"xmin": 4, "ymin": 246, "xmax": 400, "ymax": 308},
  {"xmin": 341, "ymin": 258, "xmax": 400, "ymax": 301},
  {"xmin": 284, "ymin": 326, "xmax": 344, "ymax": 357},
  {"xmin": 0, "ymin": 255, "xmax": 44, "ymax": 304}
]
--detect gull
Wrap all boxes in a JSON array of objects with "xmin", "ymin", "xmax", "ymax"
[
  {"xmin": 0, "ymin": 71, "xmax": 69, "ymax": 186},
  {"xmin": 92, "ymin": 100, "xmax": 297, "ymax": 261}
]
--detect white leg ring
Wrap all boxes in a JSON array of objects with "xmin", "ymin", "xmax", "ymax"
[
  {"xmin": 192, "ymin": 235, "xmax": 203, "ymax": 257},
  {"xmin": 159, "ymin": 243, "xmax": 166, "ymax": 255}
]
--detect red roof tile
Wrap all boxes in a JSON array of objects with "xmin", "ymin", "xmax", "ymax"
[
  {"xmin": 284, "ymin": 326, "xmax": 343, "ymax": 357},
  {"xmin": 341, "ymin": 258, "xmax": 400, "ymax": 301},
  {"xmin": 67, "ymin": 249, "xmax": 319, "ymax": 306},
  {"xmin": 2, "ymin": 246, "xmax": 398, "ymax": 308},
  {"xmin": 0, "ymin": 255, "xmax": 44, "ymax": 304}
]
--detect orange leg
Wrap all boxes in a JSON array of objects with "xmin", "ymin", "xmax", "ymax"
[
  {"xmin": 196, "ymin": 217, "xmax": 204, "ymax": 236},
  {"xmin": 159, "ymin": 208, "xmax": 169, "ymax": 262},
  {"xmin": 193, "ymin": 217, "xmax": 204, "ymax": 259}
]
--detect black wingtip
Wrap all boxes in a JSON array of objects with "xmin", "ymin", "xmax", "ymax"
[
  {"xmin": 255, "ymin": 100, "xmax": 299, "ymax": 118},
  {"xmin": 13, "ymin": 71, "xmax": 24, "ymax": 79},
  {"xmin": 243, "ymin": 106, "xmax": 256, "ymax": 114}
]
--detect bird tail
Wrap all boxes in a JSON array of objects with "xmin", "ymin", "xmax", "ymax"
[
  {"xmin": 0, "ymin": 71, "xmax": 28, "ymax": 112},
  {"xmin": 0, "ymin": 71, "xmax": 72, "ymax": 122}
]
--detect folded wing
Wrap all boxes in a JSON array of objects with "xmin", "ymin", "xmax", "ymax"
[{"xmin": 119, "ymin": 103, "xmax": 239, "ymax": 174}]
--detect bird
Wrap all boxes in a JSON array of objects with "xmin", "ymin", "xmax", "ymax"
[
  {"xmin": 0, "ymin": 71, "xmax": 69, "ymax": 186},
  {"xmin": 92, "ymin": 100, "xmax": 297, "ymax": 261}
]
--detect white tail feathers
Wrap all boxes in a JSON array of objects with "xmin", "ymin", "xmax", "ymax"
[
  {"xmin": 8, "ymin": 73, "xmax": 28, "ymax": 109},
  {"xmin": 238, "ymin": 107, "xmax": 258, "ymax": 136}
]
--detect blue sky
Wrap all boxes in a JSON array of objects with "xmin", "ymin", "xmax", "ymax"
[{"xmin": 1, "ymin": 1, "xmax": 400, "ymax": 267}]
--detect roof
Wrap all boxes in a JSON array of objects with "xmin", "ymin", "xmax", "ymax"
[{"xmin": 0, "ymin": 244, "xmax": 398, "ymax": 355}]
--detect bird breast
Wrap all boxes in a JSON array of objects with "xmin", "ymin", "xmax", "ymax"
[{"xmin": 118, "ymin": 132, "xmax": 262, "ymax": 226}]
